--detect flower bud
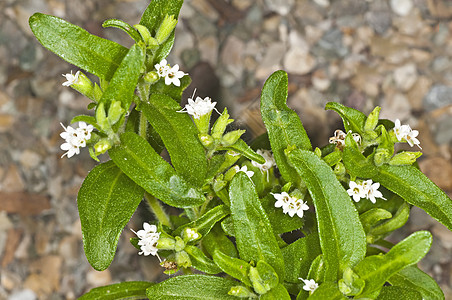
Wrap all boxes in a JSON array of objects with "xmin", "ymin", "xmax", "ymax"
[
  {"xmin": 182, "ymin": 228, "xmax": 201, "ymax": 243},
  {"xmin": 155, "ymin": 15, "xmax": 178, "ymax": 44},
  {"xmin": 224, "ymin": 166, "xmax": 239, "ymax": 182},
  {"xmin": 94, "ymin": 138, "xmax": 112, "ymax": 155},
  {"xmin": 334, "ymin": 162, "xmax": 346, "ymax": 176},
  {"xmin": 156, "ymin": 237, "xmax": 176, "ymax": 250},
  {"xmin": 71, "ymin": 71, "xmax": 94, "ymax": 99},
  {"xmin": 211, "ymin": 108, "xmax": 233, "ymax": 140},
  {"xmin": 212, "ymin": 178, "xmax": 227, "ymax": 193},
  {"xmin": 389, "ymin": 151, "xmax": 422, "ymax": 166},
  {"xmin": 108, "ymin": 100, "xmax": 125, "ymax": 125},
  {"xmin": 175, "ymin": 250, "xmax": 191, "ymax": 269},
  {"xmin": 95, "ymin": 102, "xmax": 108, "ymax": 130},
  {"xmin": 221, "ymin": 130, "xmax": 246, "ymax": 147},
  {"xmin": 198, "ymin": 134, "xmax": 214, "ymax": 148},
  {"xmin": 143, "ymin": 71, "xmax": 160, "ymax": 84},
  {"xmin": 174, "ymin": 236, "xmax": 186, "ymax": 252},
  {"xmin": 228, "ymin": 286, "xmax": 256, "ymax": 298},
  {"xmin": 364, "ymin": 106, "xmax": 381, "ymax": 132}
]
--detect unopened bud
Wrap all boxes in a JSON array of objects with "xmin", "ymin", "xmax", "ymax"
[
  {"xmin": 108, "ymin": 101, "xmax": 125, "ymax": 125},
  {"xmin": 221, "ymin": 130, "xmax": 246, "ymax": 147},
  {"xmin": 94, "ymin": 138, "xmax": 112, "ymax": 155},
  {"xmin": 175, "ymin": 250, "xmax": 191, "ymax": 268},
  {"xmin": 389, "ymin": 151, "xmax": 422, "ymax": 166},
  {"xmin": 144, "ymin": 71, "xmax": 159, "ymax": 84},
  {"xmin": 364, "ymin": 106, "xmax": 381, "ymax": 132},
  {"xmin": 155, "ymin": 15, "xmax": 178, "ymax": 44},
  {"xmin": 198, "ymin": 134, "xmax": 214, "ymax": 147},
  {"xmin": 228, "ymin": 286, "xmax": 256, "ymax": 298}
]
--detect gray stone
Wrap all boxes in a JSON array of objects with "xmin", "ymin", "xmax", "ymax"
[
  {"xmin": 390, "ymin": 0, "xmax": 413, "ymax": 16},
  {"xmin": 393, "ymin": 63, "xmax": 418, "ymax": 92},
  {"xmin": 423, "ymin": 85, "xmax": 452, "ymax": 111},
  {"xmin": 283, "ymin": 48, "xmax": 316, "ymax": 75},
  {"xmin": 264, "ymin": 0, "xmax": 295, "ymax": 16},
  {"xmin": 314, "ymin": 28, "xmax": 348, "ymax": 59},
  {"xmin": 434, "ymin": 116, "xmax": 452, "ymax": 145},
  {"xmin": 365, "ymin": 10, "xmax": 392, "ymax": 34}
]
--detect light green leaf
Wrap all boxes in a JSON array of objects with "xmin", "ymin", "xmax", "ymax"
[
  {"xmin": 325, "ymin": 102, "xmax": 367, "ymax": 135},
  {"xmin": 102, "ymin": 19, "xmax": 142, "ymax": 43},
  {"xmin": 229, "ymin": 172, "xmax": 285, "ymax": 280},
  {"xmin": 306, "ymin": 282, "xmax": 347, "ymax": 300},
  {"xmin": 29, "ymin": 13, "xmax": 128, "ymax": 80},
  {"xmin": 202, "ymin": 224, "xmax": 238, "ymax": 258},
  {"xmin": 260, "ymin": 284, "xmax": 291, "ymax": 300},
  {"xmin": 287, "ymin": 149, "xmax": 366, "ymax": 281},
  {"xmin": 109, "ymin": 132, "xmax": 205, "ymax": 208},
  {"xmin": 99, "ymin": 43, "xmax": 145, "ymax": 109},
  {"xmin": 376, "ymin": 286, "xmax": 422, "ymax": 300},
  {"xmin": 185, "ymin": 245, "xmax": 221, "ymax": 274},
  {"xmin": 260, "ymin": 70, "xmax": 311, "ymax": 186},
  {"xmin": 354, "ymin": 231, "xmax": 432, "ymax": 298},
  {"xmin": 141, "ymin": 94, "xmax": 207, "ymax": 187},
  {"xmin": 145, "ymin": 275, "xmax": 239, "ymax": 299},
  {"xmin": 388, "ymin": 266, "xmax": 444, "ymax": 300},
  {"xmin": 78, "ymin": 161, "xmax": 144, "ymax": 270},
  {"xmin": 173, "ymin": 205, "xmax": 230, "ymax": 237},
  {"xmin": 79, "ymin": 281, "xmax": 152, "ymax": 299},
  {"xmin": 212, "ymin": 250, "xmax": 252, "ymax": 286}
]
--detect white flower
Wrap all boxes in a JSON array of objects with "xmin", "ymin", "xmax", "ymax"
[
  {"xmin": 272, "ymin": 192, "xmax": 309, "ymax": 218},
  {"xmin": 236, "ymin": 165, "xmax": 254, "ymax": 178},
  {"xmin": 362, "ymin": 179, "xmax": 386, "ymax": 203},
  {"xmin": 132, "ymin": 222, "xmax": 160, "ymax": 257},
  {"xmin": 352, "ymin": 132, "xmax": 361, "ymax": 144},
  {"xmin": 154, "ymin": 59, "xmax": 171, "ymax": 78},
  {"xmin": 393, "ymin": 119, "xmax": 421, "ymax": 149},
  {"xmin": 180, "ymin": 96, "xmax": 218, "ymax": 119},
  {"xmin": 347, "ymin": 181, "xmax": 366, "ymax": 202},
  {"xmin": 251, "ymin": 149, "xmax": 276, "ymax": 172},
  {"xmin": 62, "ymin": 70, "xmax": 80, "ymax": 87},
  {"xmin": 329, "ymin": 129, "xmax": 346, "ymax": 148},
  {"xmin": 59, "ymin": 122, "xmax": 94, "ymax": 158},
  {"xmin": 164, "ymin": 64, "xmax": 186, "ymax": 86},
  {"xmin": 299, "ymin": 278, "xmax": 319, "ymax": 293},
  {"xmin": 185, "ymin": 228, "xmax": 200, "ymax": 240}
]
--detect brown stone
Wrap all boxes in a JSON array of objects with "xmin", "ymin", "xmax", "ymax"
[
  {"xmin": 2, "ymin": 164, "xmax": 25, "ymax": 192},
  {"xmin": 1, "ymin": 228, "xmax": 23, "ymax": 267},
  {"xmin": 25, "ymin": 255, "xmax": 62, "ymax": 296},
  {"xmin": 0, "ymin": 192, "xmax": 51, "ymax": 215},
  {"xmin": 418, "ymin": 156, "xmax": 452, "ymax": 191}
]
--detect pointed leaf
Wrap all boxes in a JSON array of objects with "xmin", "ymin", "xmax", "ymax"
[
  {"xmin": 354, "ymin": 231, "xmax": 432, "ymax": 298},
  {"xmin": 260, "ymin": 70, "xmax": 311, "ymax": 186},
  {"xmin": 212, "ymin": 250, "xmax": 252, "ymax": 286},
  {"xmin": 229, "ymin": 172, "xmax": 285, "ymax": 280},
  {"xmin": 185, "ymin": 245, "xmax": 221, "ymax": 274},
  {"xmin": 78, "ymin": 161, "xmax": 144, "ymax": 270},
  {"xmin": 203, "ymin": 224, "xmax": 238, "ymax": 258},
  {"xmin": 100, "ymin": 43, "xmax": 145, "ymax": 109},
  {"xmin": 287, "ymin": 149, "xmax": 366, "ymax": 280},
  {"xmin": 145, "ymin": 275, "xmax": 239, "ymax": 299},
  {"xmin": 325, "ymin": 102, "xmax": 367, "ymax": 134},
  {"xmin": 260, "ymin": 284, "xmax": 291, "ymax": 300},
  {"xmin": 79, "ymin": 281, "xmax": 152, "ymax": 299},
  {"xmin": 109, "ymin": 132, "xmax": 205, "ymax": 208},
  {"xmin": 141, "ymin": 94, "xmax": 207, "ymax": 187},
  {"xmin": 29, "ymin": 13, "xmax": 128, "ymax": 80},
  {"xmin": 388, "ymin": 266, "xmax": 444, "ymax": 300},
  {"xmin": 102, "ymin": 19, "xmax": 142, "ymax": 43},
  {"xmin": 173, "ymin": 205, "xmax": 230, "ymax": 237},
  {"xmin": 307, "ymin": 282, "xmax": 348, "ymax": 300}
]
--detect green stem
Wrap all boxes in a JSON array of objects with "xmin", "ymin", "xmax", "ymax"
[
  {"xmin": 145, "ymin": 192, "xmax": 172, "ymax": 229},
  {"xmin": 139, "ymin": 111, "xmax": 147, "ymax": 139}
]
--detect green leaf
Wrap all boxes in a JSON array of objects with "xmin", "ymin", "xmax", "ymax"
[
  {"xmin": 145, "ymin": 275, "xmax": 239, "ymax": 299},
  {"xmin": 306, "ymin": 282, "xmax": 348, "ymax": 300},
  {"xmin": 343, "ymin": 141, "xmax": 452, "ymax": 231},
  {"xmin": 149, "ymin": 75, "xmax": 192, "ymax": 102},
  {"xmin": 102, "ymin": 19, "xmax": 142, "ymax": 43},
  {"xmin": 354, "ymin": 231, "xmax": 433, "ymax": 298},
  {"xmin": 287, "ymin": 149, "xmax": 366, "ymax": 280},
  {"xmin": 100, "ymin": 43, "xmax": 145, "ymax": 109},
  {"xmin": 260, "ymin": 70, "xmax": 312, "ymax": 186},
  {"xmin": 249, "ymin": 260, "xmax": 279, "ymax": 294},
  {"xmin": 185, "ymin": 245, "xmax": 221, "ymax": 274},
  {"xmin": 77, "ymin": 161, "xmax": 144, "ymax": 270},
  {"xmin": 261, "ymin": 193, "xmax": 304, "ymax": 234},
  {"xmin": 229, "ymin": 172, "xmax": 285, "ymax": 280},
  {"xmin": 29, "ymin": 13, "xmax": 128, "ymax": 80},
  {"xmin": 222, "ymin": 139, "xmax": 266, "ymax": 164},
  {"xmin": 79, "ymin": 281, "xmax": 153, "ymax": 300},
  {"xmin": 173, "ymin": 205, "xmax": 230, "ymax": 237},
  {"xmin": 260, "ymin": 284, "xmax": 291, "ymax": 300},
  {"xmin": 325, "ymin": 102, "xmax": 367, "ymax": 135},
  {"xmin": 109, "ymin": 132, "xmax": 205, "ymax": 208},
  {"xmin": 281, "ymin": 233, "xmax": 322, "ymax": 283},
  {"xmin": 141, "ymin": 94, "xmax": 207, "ymax": 187},
  {"xmin": 388, "ymin": 266, "xmax": 444, "ymax": 300},
  {"xmin": 202, "ymin": 224, "xmax": 238, "ymax": 258},
  {"xmin": 212, "ymin": 250, "xmax": 252, "ymax": 286},
  {"xmin": 376, "ymin": 286, "xmax": 422, "ymax": 300}
]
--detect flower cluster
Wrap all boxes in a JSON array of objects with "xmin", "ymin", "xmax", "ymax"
[
  {"xmin": 329, "ymin": 129, "xmax": 361, "ymax": 149},
  {"xmin": 62, "ymin": 70, "xmax": 80, "ymax": 86},
  {"xmin": 393, "ymin": 119, "xmax": 421, "ymax": 149},
  {"xmin": 272, "ymin": 192, "xmax": 309, "ymax": 218},
  {"xmin": 179, "ymin": 95, "xmax": 218, "ymax": 119},
  {"xmin": 347, "ymin": 179, "xmax": 386, "ymax": 203},
  {"xmin": 299, "ymin": 278, "xmax": 319, "ymax": 294},
  {"xmin": 60, "ymin": 122, "xmax": 94, "ymax": 158},
  {"xmin": 251, "ymin": 149, "xmax": 276, "ymax": 173},
  {"xmin": 154, "ymin": 59, "xmax": 186, "ymax": 86},
  {"xmin": 132, "ymin": 222, "xmax": 160, "ymax": 257},
  {"xmin": 235, "ymin": 165, "xmax": 254, "ymax": 179}
]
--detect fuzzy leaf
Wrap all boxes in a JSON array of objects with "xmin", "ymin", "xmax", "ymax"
[
  {"xmin": 260, "ymin": 284, "xmax": 291, "ymax": 300},
  {"xmin": 325, "ymin": 102, "xmax": 367, "ymax": 135},
  {"xmin": 213, "ymin": 250, "xmax": 252, "ymax": 286},
  {"xmin": 185, "ymin": 245, "xmax": 221, "ymax": 274},
  {"xmin": 109, "ymin": 132, "xmax": 205, "ymax": 208},
  {"xmin": 376, "ymin": 286, "xmax": 422, "ymax": 300},
  {"xmin": 78, "ymin": 161, "xmax": 144, "ymax": 270},
  {"xmin": 29, "ymin": 13, "xmax": 128, "ymax": 80},
  {"xmin": 79, "ymin": 281, "xmax": 152, "ymax": 299},
  {"xmin": 307, "ymin": 282, "xmax": 348, "ymax": 300},
  {"xmin": 173, "ymin": 205, "xmax": 230, "ymax": 237}
]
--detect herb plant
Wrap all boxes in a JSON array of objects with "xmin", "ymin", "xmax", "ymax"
[{"xmin": 29, "ymin": 1, "xmax": 451, "ymax": 299}]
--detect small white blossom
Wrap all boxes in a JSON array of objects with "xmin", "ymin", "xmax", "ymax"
[
  {"xmin": 251, "ymin": 149, "xmax": 276, "ymax": 172},
  {"xmin": 236, "ymin": 165, "xmax": 254, "ymax": 178},
  {"xmin": 60, "ymin": 122, "xmax": 94, "ymax": 158},
  {"xmin": 154, "ymin": 59, "xmax": 171, "ymax": 78},
  {"xmin": 185, "ymin": 228, "xmax": 200, "ymax": 240},
  {"xmin": 132, "ymin": 222, "xmax": 160, "ymax": 257},
  {"xmin": 272, "ymin": 192, "xmax": 309, "ymax": 218},
  {"xmin": 180, "ymin": 96, "xmax": 218, "ymax": 119},
  {"xmin": 62, "ymin": 70, "xmax": 80, "ymax": 87},
  {"xmin": 393, "ymin": 119, "xmax": 421, "ymax": 149},
  {"xmin": 347, "ymin": 181, "xmax": 366, "ymax": 202},
  {"xmin": 299, "ymin": 278, "xmax": 319, "ymax": 293},
  {"xmin": 165, "ymin": 64, "xmax": 186, "ymax": 86},
  {"xmin": 348, "ymin": 180, "xmax": 386, "ymax": 203}
]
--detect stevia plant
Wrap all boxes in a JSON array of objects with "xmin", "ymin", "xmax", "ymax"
[{"xmin": 29, "ymin": 1, "xmax": 451, "ymax": 299}]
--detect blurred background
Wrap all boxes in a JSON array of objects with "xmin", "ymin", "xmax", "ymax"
[{"xmin": 1, "ymin": 0, "xmax": 452, "ymax": 298}]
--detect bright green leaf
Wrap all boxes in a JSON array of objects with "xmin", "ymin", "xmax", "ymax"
[
  {"xmin": 173, "ymin": 205, "xmax": 230, "ymax": 237},
  {"xmin": 102, "ymin": 19, "xmax": 142, "ymax": 43},
  {"xmin": 78, "ymin": 161, "xmax": 144, "ymax": 270},
  {"xmin": 306, "ymin": 282, "xmax": 348, "ymax": 300},
  {"xmin": 287, "ymin": 149, "xmax": 366, "ymax": 280},
  {"xmin": 79, "ymin": 281, "xmax": 152, "ymax": 299},
  {"xmin": 185, "ymin": 245, "xmax": 221, "ymax": 274},
  {"xmin": 325, "ymin": 102, "xmax": 367, "ymax": 135},
  {"xmin": 145, "ymin": 275, "xmax": 239, "ymax": 299},
  {"xmin": 260, "ymin": 284, "xmax": 291, "ymax": 300},
  {"xmin": 376, "ymin": 286, "xmax": 422, "ymax": 300},
  {"xmin": 202, "ymin": 224, "xmax": 238, "ymax": 258},
  {"xmin": 109, "ymin": 132, "xmax": 205, "ymax": 208},
  {"xmin": 212, "ymin": 250, "xmax": 252, "ymax": 286},
  {"xmin": 29, "ymin": 13, "xmax": 128, "ymax": 80}
]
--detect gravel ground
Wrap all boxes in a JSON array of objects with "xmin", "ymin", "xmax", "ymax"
[{"xmin": 1, "ymin": 0, "xmax": 452, "ymax": 299}]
